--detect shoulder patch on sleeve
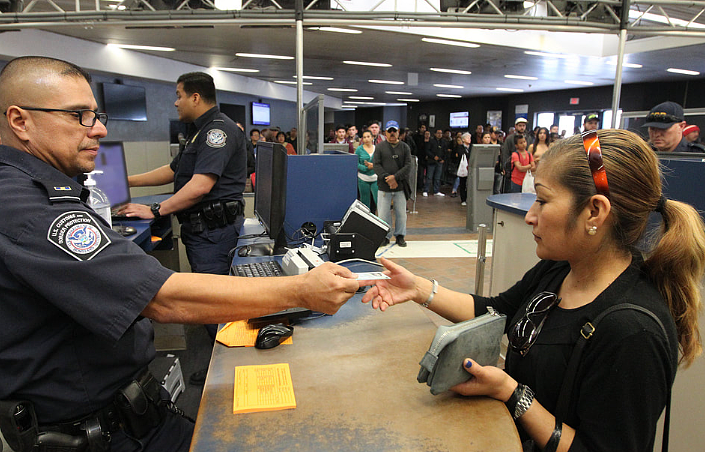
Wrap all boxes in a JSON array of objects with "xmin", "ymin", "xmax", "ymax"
[
  {"xmin": 206, "ymin": 129, "xmax": 227, "ymax": 148},
  {"xmin": 47, "ymin": 211, "xmax": 111, "ymax": 261}
]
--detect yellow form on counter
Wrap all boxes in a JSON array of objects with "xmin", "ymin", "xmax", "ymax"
[{"xmin": 233, "ymin": 363, "xmax": 297, "ymax": 414}]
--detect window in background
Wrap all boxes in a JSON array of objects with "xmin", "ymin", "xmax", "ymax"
[
  {"xmin": 558, "ymin": 115, "xmax": 576, "ymax": 138},
  {"xmin": 536, "ymin": 112, "xmax": 554, "ymax": 129},
  {"xmin": 602, "ymin": 109, "xmax": 622, "ymax": 129}
]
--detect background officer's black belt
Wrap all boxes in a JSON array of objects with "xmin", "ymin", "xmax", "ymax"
[{"xmin": 177, "ymin": 199, "xmax": 243, "ymax": 230}]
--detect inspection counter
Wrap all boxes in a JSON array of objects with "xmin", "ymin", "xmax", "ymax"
[{"xmin": 188, "ymin": 221, "xmax": 522, "ymax": 452}]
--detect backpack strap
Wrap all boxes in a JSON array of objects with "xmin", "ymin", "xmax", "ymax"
[{"xmin": 554, "ymin": 303, "xmax": 671, "ymax": 451}]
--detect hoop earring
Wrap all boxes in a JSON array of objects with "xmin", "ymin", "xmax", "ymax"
[{"xmin": 588, "ymin": 226, "xmax": 597, "ymax": 236}]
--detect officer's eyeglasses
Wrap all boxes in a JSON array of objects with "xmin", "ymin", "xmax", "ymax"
[
  {"xmin": 507, "ymin": 291, "xmax": 560, "ymax": 356},
  {"xmin": 17, "ymin": 107, "xmax": 109, "ymax": 128}
]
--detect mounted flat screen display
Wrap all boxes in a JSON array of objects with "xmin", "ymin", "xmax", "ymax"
[
  {"xmin": 450, "ymin": 111, "xmax": 469, "ymax": 129},
  {"xmin": 251, "ymin": 101, "xmax": 271, "ymax": 126},
  {"xmin": 102, "ymin": 82, "xmax": 148, "ymax": 121}
]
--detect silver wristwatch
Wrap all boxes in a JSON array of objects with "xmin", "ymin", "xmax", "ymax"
[{"xmin": 513, "ymin": 384, "xmax": 535, "ymax": 420}]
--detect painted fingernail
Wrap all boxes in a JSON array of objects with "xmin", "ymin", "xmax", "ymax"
[{"xmin": 464, "ymin": 360, "xmax": 472, "ymax": 368}]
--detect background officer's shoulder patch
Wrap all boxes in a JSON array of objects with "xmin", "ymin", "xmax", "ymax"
[
  {"xmin": 206, "ymin": 129, "xmax": 227, "ymax": 148},
  {"xmin": 47, "ymin": 211, "xmax": 111, "ymax": 261}
]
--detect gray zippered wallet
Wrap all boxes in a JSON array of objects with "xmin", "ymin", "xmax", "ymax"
[{"xmin": 418, "ymin": 307, "xmax": 506, "ymax": 395}]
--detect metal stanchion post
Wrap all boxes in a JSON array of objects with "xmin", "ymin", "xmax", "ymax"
[
  {"xmin": 408, "ymin": 156, "xmax": 419, "ymax": 214},
  {"xmin": 474, "ymin": 224, "xmax": 488, "ymax": 296}
]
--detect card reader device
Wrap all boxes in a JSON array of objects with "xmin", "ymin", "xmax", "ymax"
[{"xmin": 281, "ymin": 247, "xmax": 324, "ymax": 275}]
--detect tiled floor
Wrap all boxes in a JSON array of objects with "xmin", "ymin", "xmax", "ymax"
[{"xmin": 388, "ymin": 187, "xmax": 494, "ymax": 297}]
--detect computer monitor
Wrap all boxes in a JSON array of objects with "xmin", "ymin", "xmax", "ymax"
[
  {"xmin": 254, "ymin": 142, "xmax": 288, "ymax": 253},
  {"xmin": 91, "ymin": 141, "xmax": 131, "ymax": 208},
  {"xmin": 323, "ymin": 143, "xmax": 350, "ymax": 154}
]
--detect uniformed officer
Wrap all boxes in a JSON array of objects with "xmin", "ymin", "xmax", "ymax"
[
  {"xmin": 119, "ymin": 72, "xmax": 247, "ymax": 278},
  {"xmin": 644, "ymin": 101, "xmax": 705, "ymax": 153},
  {"xmin": 118, "ymin": 72, "xmax": 248, "ymax": 368},
  {"xmin": 0, "ymin": 56, "xmax": 359, "ymax": 452}
]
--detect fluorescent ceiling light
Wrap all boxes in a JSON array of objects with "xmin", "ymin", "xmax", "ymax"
[
  {"xmin": 434, "ymin": 84, "xmax": 464, "ymax": 89},
  {"xmin": 369, "ymin": 79, "xmax": 404, "ymax": 85},
  {"xmin": 385, "ymin": 91, "xmax": 412, "ymax": 95},
  {"xmin": 430, "ymin": 67, "xmax": 472, "ymax": 75},
  {"xmin": 397, "ymin": 98, "xmax": 420, "ymax": 102},
  {"xmin": 667, "ymin": 68, "xmax": 700, "ymax": 76},
  {"xmin": 349, "ymin": 96, "xmax": 374, "ymax": 100},
  {"xmin": 309, "ymin": 27, "xmax": 362, "ymax": 34},
  {"xmin": 606, "ymin": 61, "xmax": 642, "ymax": 69},
  {"xmin": 236, "ymin": 53, "xmax": 294, "ymax": 60},
  {"xmin": 328, "ymin": 88, "xmax": 358, "ymax": 92},
  {"xmin": 294, "ymin": 75, "xmax": 334, "ymax": 80},
  {"xmin": 107, "ymin": 43, "xmax": 175, "ymax": 52},
  {"xmin": 422, "ymin": 38, "xmax": 480, "ymax": 48},
  {"xmin": 504, "ymin": 74, "xmax": 538, "ymax": 80},
  {"xmin": 343, "ymin": 60, "xmax": 392, "ymax": 67},
  {"xmin": 437, "ymin": 94, "xmax": 462, "ymax": 98},
  {"xmin": 214, "ymin": 67, "xmax": 259, "ymax": 73},
  {"xmin": 275, "ymin": 80, "xmax": 312, "ymax": 85},
  {"xmin": 497, "ymin": 87, "xmax": 525, "ymax": 92},
  {"xmin": 565, "ymin": 80, "xmax": 594, "ymax": 86},
  {"xmin": 524, "ymin": 50, "xmax": 569, "ymax": 59}
]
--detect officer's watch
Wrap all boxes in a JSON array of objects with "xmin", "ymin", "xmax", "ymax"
[{"xmin": 150, "ymin": 202, "xmax": 162, "ymax": 219}]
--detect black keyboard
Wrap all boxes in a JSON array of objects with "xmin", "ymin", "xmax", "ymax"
[{"xmin": 231, "ymin": 260, "xmax": 283, "ymax": 277}]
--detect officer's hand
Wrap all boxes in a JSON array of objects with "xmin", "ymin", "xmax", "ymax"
[
  {"xmin": 295, "ymin": 263, "xmax": 359, "ymax": 315},
  {"xmin": 114, "ymin": 203, "xmax": 154, "ymax": 219}
]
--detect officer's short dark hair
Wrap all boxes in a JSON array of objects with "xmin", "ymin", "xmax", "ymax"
[{"xmin": 177, "ymin": 72, "xmax": 217, "ymax": 104}]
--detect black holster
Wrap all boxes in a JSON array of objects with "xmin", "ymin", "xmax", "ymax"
[
  {"xmin": 0, "ymin": 400, "xmax": 39, "ymax": 452},
  {"xmin": 113, "ymin": 370, "xmax": 164, "ymax": 439}
]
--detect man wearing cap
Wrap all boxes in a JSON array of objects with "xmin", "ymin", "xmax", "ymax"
[
  {"xmin": 683, "ymin": 124, "xmax": 701, "ymax": 144},
  {"xmin": 584, "ymin": 113, "xmax": 600, "ymax": 132},
  {"xmin": 501, "ymin": 117, "xmax": 532, "ymax": 193},
  {"xmin": 373, "ymin": 120, "xmax": 412, "ymax": 247},
  {"xmin": 644, "ymin": 101, "xmax": 705, "ymax": 153}
]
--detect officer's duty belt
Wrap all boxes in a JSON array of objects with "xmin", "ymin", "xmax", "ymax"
[
  {"xmin": 46, "ymin": 368, "xmax": 165, "ymax": 449},
  {"xmin": 177, "ymin": 199, "xmax": 244, "ymax": 232}
]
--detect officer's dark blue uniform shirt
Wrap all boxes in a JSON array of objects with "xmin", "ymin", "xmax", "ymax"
[
  {"xmin": 0, "ymin": 145, "xmax": 174, "ymax": 424},
  {"xmin": 170, "ymin": 106, "xmax": 246, "ymax": 208}
]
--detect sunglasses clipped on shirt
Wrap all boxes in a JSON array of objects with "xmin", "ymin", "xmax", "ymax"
[{"xmin": 508, "ymin": 291, "xmax": 561, "ymax": 356}]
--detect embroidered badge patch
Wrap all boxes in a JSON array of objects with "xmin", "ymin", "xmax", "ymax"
[
  {"xmin": 47, "ymin": 211, "xmax": 111, "ymax": 261},
  {"xmin": 206, "ymin": 129, "xmax": 227, "ymax": 148}
]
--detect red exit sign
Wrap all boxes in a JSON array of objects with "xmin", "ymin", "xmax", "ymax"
[{"xmin": 570, "ymin": 97, "xmax": 580, "ymax": 105}]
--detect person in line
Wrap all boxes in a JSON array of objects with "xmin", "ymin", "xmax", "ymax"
[
  {"xmin": 583, "ymin": 113, "xmax": 599, "ymax": 132},
  {"xmin": 0, "ymin": 56, "xmax": 361, "ymax": 452},
  {"xmin": 683, "ymin": 124, "xmax": 700, "ymax": 143},
  {"xmin": 449, "ymin": 134, "xmax": 464, "ymax": 198},
  {"xmin": 510, "ymin": 134, "xmax": 535, "ymax": 193},
  {"xmin": 373, "ymin": 120, "xmax": 411, "ymax": 248},
  {"xmin": 355, "ymin": 130, "xmax": 378, "ymax": 211},
  {"xmin": 529, "ymin": 127, "xmax": 550, "ymax": 166},
  {"xmin": 276, "ymin": 131, "xmax": 296, "ymax": 155},
  {"xmin": 362, "ymin": 129, "xmax": 705, "ymax": 452},
  {"xmin": 453, "ymin": 132, "xmax": 472, "ymax": 206},
  {"xmin": 424, "ymin": 129, "xmax": 446, "ymax": 197}
]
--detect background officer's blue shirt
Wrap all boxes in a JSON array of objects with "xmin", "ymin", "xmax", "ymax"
[
  {"xmin": 0, "ymin": 145, "xmax": 174, "ymax": 423},
  {"xmin": 170, "ymin": 106, "xmax": 247, "ymax": 207}
]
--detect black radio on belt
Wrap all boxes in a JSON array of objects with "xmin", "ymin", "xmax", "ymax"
[{"xmin": 179, "ymin": 200, "xmax": 243, "ymax": 232}]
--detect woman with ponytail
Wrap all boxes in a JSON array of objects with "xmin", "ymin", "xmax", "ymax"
[{"xmin": 362, "ymin": 129, "xmax": 705, "ymax": 451}]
